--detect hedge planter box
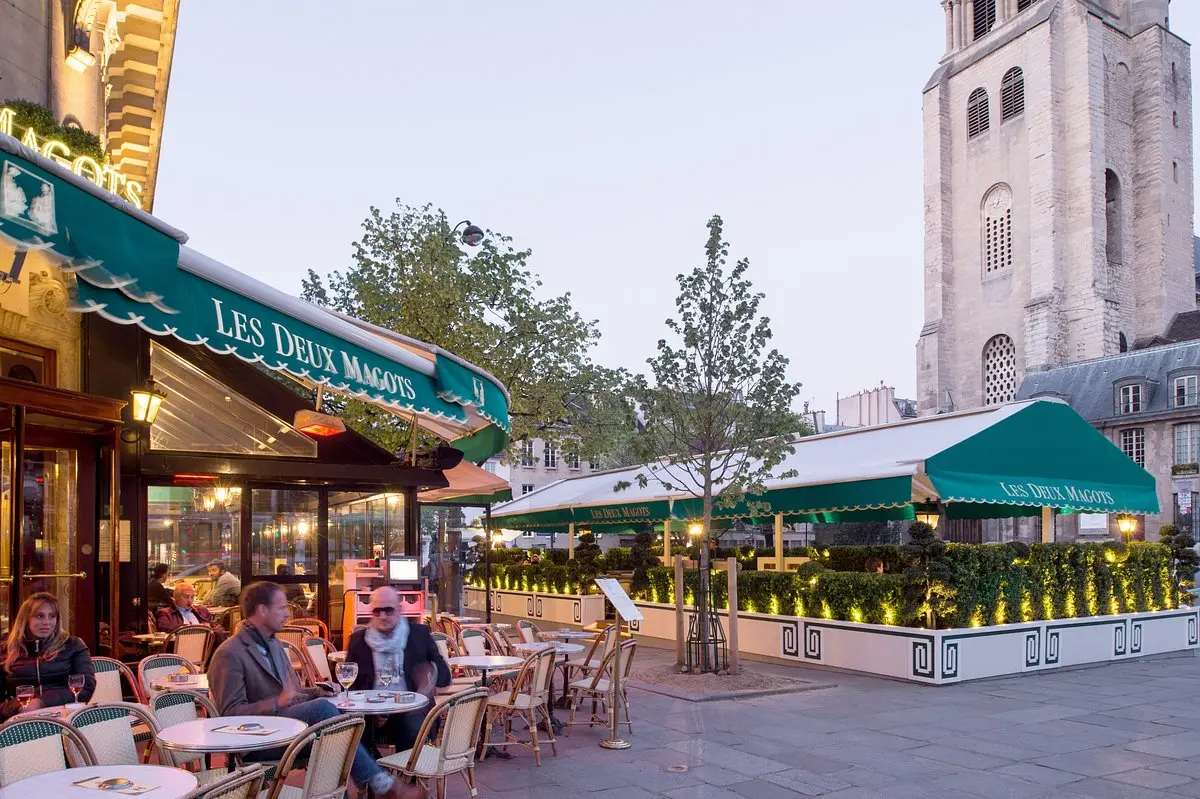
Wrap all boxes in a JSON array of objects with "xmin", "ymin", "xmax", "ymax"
[
  {"xmin": 630, "ymin": 601, "xmax": 1199, "ymax": 685},
  {"xmin": 464, "ymin": 587, "xmax": 607, "ymax": 628}
]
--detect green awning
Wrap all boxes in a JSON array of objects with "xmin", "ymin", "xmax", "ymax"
[
  {"xmin": 1, "ymin": 137, "xmax": 510, "ymax": 460},
  {"xmin": 671, "ymin": 476, "xmax": 915, "ymax": 521},
  {"xmin": 925, "ymin": 400, "xmax": 1160, "ymax": 514}
]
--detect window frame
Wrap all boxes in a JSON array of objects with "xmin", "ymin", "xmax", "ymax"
[
  {"xmin": 1119, "ymin": 427, "xmax": 1145, "ymax": 468},
  {"xmin": 1176, "ymin": 423, "xmax": 1200, "ymax": 466},
  {"xmin": 543, "ymin": 441, "xmax": 557, "ymax": 469},
  {"xmin": 521, "ymin": 484, "xmax": 535, "ymax": 496},
  {"xmin": 1118, "ymin": 384, "xmax": 1143, "ymax": 415},
  {"xmin": 1174, "ymin": 375, "xmax": 1199, "ymax": 408}
]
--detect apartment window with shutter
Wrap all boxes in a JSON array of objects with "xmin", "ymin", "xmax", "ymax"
[
  {"xmin": 968, "ymin": 89, "xmax": 991, "ymax": 138},
  {"xmin": 1119, "ymin": 385, "xmax": 1142, "ymax": 415},
  {"xmin": 1001, "ymin": 68, "xmax": 1025, "ymax": 120},
  {"xmin": 1175, "ymin": 375, "xmax": 1199, "ymax": 408},
  {"xmin": 1119, "ymin": 428, "xmax": 1145, "ymax": 467},
  {"xmin": 543, "ymin": 442, "xmax": 557, "ymax": 469}
]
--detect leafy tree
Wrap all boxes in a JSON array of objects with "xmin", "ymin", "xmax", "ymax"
[
  {"xmin": 1158, "ymin": 524, "xmax": 1199, "ymax": 606},
  {"xmin": 301, "ymin": 202, "xmax": 636, "ymax": 460},
  {"xmin": 815, "ymin": 521, "xmax": 901, "ymax": 546},
  {"xmin": 573, "ymin": 532, "xmax": 602, "ymax": 581},
  {"xmin": 901, "ymin": 522, "xmax": 955, "ymax": 629},
  {"xmin": 622, "ymin": 215, "xmax": 802, "ymax": 672}
]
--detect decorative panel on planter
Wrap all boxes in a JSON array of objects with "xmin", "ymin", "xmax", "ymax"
[
  {"xmin": 630, "ymin": 601, "xmax": 1199, "ymax": 685},
  {"xmin": 463, "ymin": 587, "xmax": 606, "ymax": 628}
]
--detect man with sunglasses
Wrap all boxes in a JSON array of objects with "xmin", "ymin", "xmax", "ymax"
[{"xmin": 345, "ymin": 586, "xmax": 451, "ymax": 752}]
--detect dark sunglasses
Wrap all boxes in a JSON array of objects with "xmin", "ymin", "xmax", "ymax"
[{"xmin": 371, "ymin": 607, "xmax": 397, "ymax": 616}]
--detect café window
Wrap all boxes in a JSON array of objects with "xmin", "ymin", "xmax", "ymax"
[
  {"xmin": 251, "ymin": 489, "xmax": 319, "ymax": 614},
  {"xmin": 328, "ymin": 491, "xmax": 407, "ymax": 643},
  {"xmin": 147, "ymin": 484, "xmax": 242, "ymax": 600},
  {"xmin": 0, "ymin": 337, "xmax": 53, "ymax": 386},
  {"xmin": 148, "ymin": 344, "xmax": 317, "ymax": 457}
]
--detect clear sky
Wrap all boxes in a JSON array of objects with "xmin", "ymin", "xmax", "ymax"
[{"xmin": 154, "ymin": 2, "xmax": 1200, "ymax": 417}]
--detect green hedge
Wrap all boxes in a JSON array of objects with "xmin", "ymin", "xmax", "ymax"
[{"xmin": 632, "ymin": 542, "xmax": 1175, "ymax": 629}]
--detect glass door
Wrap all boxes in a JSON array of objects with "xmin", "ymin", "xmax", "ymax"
[
  {"xmin": 10, "ymin": 433, "xmax": 96, "ymax": 644},
  {"xmin": 248, "ymin": 488, "xmax": 321, "ymax": 620}
]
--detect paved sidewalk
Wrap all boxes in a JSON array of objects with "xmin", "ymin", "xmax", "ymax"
[{"xmin": 455, "ymin": 646, "xmax": 1200, "ymax": 798}]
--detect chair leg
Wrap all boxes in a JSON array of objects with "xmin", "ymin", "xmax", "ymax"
[
  {"xmin": 465, "ymin": 766, "xmax": 478, "ymax": 799},
  {"xmin": 620, "ymin": 689, "xmax": 633, "ymax": 732},
  {"xmin": 436, "ymin": 776, "xmax": 446, "ymax": 799},
  {"xmin": 540, "ymin": 704, "xmax": 558, "ymax": 756},
  {"xmin": 528, "ymin": 710, "xmax": 541, "ymax": 767}
]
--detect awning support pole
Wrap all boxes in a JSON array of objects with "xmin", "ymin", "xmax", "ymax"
[
  {"xmin": 568, "ymin": 521, "xmax": 575, "ymax": 560},
  {"xmin": 662, "ymin": 519, "xmax": 671, "ymax": 566},
  {"xmin": 774, "ymin": 513, "xmax": 784, "ymax": 571},
  {"xmin": 484, "ymin": 504, "xmax": 493, "ymax": 623},
  {"xmin": 1041, "ymin": 506, "xmax": 1054, "ymax": 543}
]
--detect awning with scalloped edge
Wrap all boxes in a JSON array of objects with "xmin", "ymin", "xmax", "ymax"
[{"xmin": 0, "ymin": 135, "xmax": 510, "ymax": 461}]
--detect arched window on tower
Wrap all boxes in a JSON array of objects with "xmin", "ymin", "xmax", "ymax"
[
  {"xmin": 1001, "ymin": 68, "xmax": 1025, "ymax": 120},
  {"xmin": 982, "ymin": 184, "xmax": 1013, "ymax": 276},
  {"xmin": 1119, "ymin": 332, "xmax": 1129, "ymax": 353},
  {"xmin": 983, "ymin": 334, "xmax": 1018, "ymax": 406},
  {"xmin": 1106, "ymin": 169, "xmax": 1123, "ymax": 265},
  {"xmin": 968, "ymin": 88, "xmax": 990, "ymax": 138},
  {"xmin": 974, "ymin": 0, "xmax": 997, "ymax": 39}
]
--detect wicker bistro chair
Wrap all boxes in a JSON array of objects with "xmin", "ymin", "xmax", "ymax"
[
  {"xmin": 484, "ymin": 646, "xmax": 558, "ymax": 766},
  {"xmin": 567, "ymin": 639, "xmax": 637, "ymax": 735},
  {"xmin": 277, "ymin": 626, "xmax": 309, "ymax": 652},
  {"xmin": 460, "ymin": 629, "xmax": 519, "ymax": 688},
  {"xmin": 92, "ymin": 656, "xmax": 145, "ymax": 704},
  {"xmin": 304, "ymin": 637, "xmax": 338, "ymax": 684},
  {"xmin": 516, "ymin": 620, "xmax": 540, "ymax": 644},
  {"xmin": 288, "ymin": 618, "xmax": 329, "ymax": 641},
  {"xmin": 139, "ymin": 653, "xmax": 199, "ymax": 697},
  {"xmin": 181, "ymin": 764, "xmax": 269, "ymax": 799},
  {"xmin": 431, "ymin": 633, "xmax": 478, "ymax": 706},
  {"xmin": 564, "ymin": 624, "xmax": 614, "ymax": 683},
  {"xmin": 166, "ymin": 624, "xmax": 218, "ymax": 670},
  {"xmin": 279, "ymin": 640, "xmax": 318, "ymax": 687},
  {"xmin": 261, "ymin": 714, "xmax": 365, "ymax": 799},
  {"xmin": 377, "ymin": 687, "xmax": 489, "ymax": 799},
  {"xmin": 68, "ymin": 701, "xmax": 163, "ymax": 766},
  {"xmin": 149, "ymin": 689, "xmax": 228, "ymax": 785},
  {"xmin": 0, "ymin": 716, "xmax": 97, "ymax": 787}
]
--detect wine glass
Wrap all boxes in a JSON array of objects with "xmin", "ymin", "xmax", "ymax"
[
  {"xmin": 335, "ymin": 662, "xmax": 358, "ymax": 707},
  {"xmin": 376, "ymin": 662, "xmax": 395, "ymax": 691},
  {"xmin": 68, "ymin": 674, "xmax": 85, "ymax": 705},
  {"xmin": 15, "ymin": 685, "xmax": 34, "ymax": 712}
]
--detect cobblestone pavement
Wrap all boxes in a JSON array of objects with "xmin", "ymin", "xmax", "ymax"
[{"xmin": 456, "ymin": 646, "xmax": 1200, "ymax": 799}]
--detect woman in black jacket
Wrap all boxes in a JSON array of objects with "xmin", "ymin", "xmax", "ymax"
[{"xmin": 0, "ymin": 592, "xmax": 95, "ymax": 719}]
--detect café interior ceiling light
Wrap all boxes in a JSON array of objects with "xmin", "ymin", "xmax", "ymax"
[
  {"xmin": 294, "ymin": 408, "xmax": 346, "ymax": 437},
  {"xmin": 130, "ymin": 378, "xmax": 167, "ymax": 424}
]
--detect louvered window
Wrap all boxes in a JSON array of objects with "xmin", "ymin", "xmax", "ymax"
[
  {"xmin": 968, "ymin": 88, "xmax": 990, "ymax": 138},
  {"xmin": 1018, "ymin": 0, "xmax": 1036, "ymax": 10},
  {"xmin": 1001, "ymin": 68, "xmax": 1025, "ymax": 120},
  {"xmin": 983, "ymin": 335, "xmax": 1017, "ymax": 405},
  {"xmin": 974, "ymin": 0, "xmax": 997, "ymax": 38}
]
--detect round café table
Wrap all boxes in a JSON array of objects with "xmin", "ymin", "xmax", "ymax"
[
  {"xmin": 328, "ymin": 690, "xmax": 430, "ymax": 759},
  {"xmin": 450, "ymin": 615, "xmax": 480, "ymax": 623},
  {"xmin": 0, "ymin": 764, "xmax": 197, "ymax": 798},
  {"xmin": 157, "ymin": 715, "xmax": 306, "ymax": 755}
]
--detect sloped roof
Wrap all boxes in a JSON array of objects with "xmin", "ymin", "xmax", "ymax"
[{"xmin": 1017, "ymin": 340, "xmax": 1200, "ymax": 422}]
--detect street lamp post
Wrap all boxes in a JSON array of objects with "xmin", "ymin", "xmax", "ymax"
[{"xmin": 446, "ymin": 219, "xmax": 485, "ymax": 247}]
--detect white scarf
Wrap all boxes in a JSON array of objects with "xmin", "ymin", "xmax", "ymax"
[{"xmin": 364, "ymin": 617, "xmax": 408, "ymax": 690}]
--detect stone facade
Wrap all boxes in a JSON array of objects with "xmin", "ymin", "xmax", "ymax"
[
  {"xmin": 917, "ymin": 0, "xmax": 1194, "ymax": 414},
  {"xmin": 500, "ymin": 438, "xmax": 601, "ymax": 498}
]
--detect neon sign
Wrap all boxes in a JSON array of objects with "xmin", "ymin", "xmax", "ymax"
[{"xmin": 0, "ymin": 106, "xmax": 143, "ymax": 209}]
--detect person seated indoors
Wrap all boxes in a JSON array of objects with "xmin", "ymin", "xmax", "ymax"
[
  {"xmin": 344, "ymin": 587, "xmax": 450, "ymax": 752},
  {"xmin": 148, "ymin": 563, "xmax": 173, "ymax": 609},
  {"xmin": 0, "ymin": 592, "xmax": 95, "ymax": 720},
  {"xmin": 208, "ymin": 582, "xmax": 421, "ymax": 799},
  {"xmin": 155, "ymin": 583, "xmax": 227, "ymax": 637},
  {"xmin": 204, "ymin": 560, "xmax": 242, "ymax": 609}
]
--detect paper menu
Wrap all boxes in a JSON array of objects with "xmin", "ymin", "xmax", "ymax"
[{"xmin": 72, "ymin": 776, "xmax": 158, "ymax": 795}]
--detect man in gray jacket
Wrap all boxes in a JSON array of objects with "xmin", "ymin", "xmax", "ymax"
[
  {"xmin": 208, "ymin": 581, "xmax": 415, "ymax": 799},
  {"xmin": 205, "ymin": 561, "xmax": 241, "ymax": 608}
]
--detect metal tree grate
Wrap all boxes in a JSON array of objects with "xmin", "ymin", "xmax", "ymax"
[{"xmin": 685, "ymin": 576, "xmax": 728, "ymax": 674}]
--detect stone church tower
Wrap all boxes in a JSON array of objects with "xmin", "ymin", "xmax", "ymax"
[{"xmin": 916, "ymin": 0, "xmax": 1194, "ymax": 414}]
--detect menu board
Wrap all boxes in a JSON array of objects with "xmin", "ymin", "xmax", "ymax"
[{"xmin": 593, "ymin": 578, "xmax": 644, "ymax": 621}]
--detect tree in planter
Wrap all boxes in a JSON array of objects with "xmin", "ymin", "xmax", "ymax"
[
  {"xmin": 901, "ymin": 521, "xmax": 955, "ymax": 629},
  {"xmin": 1158, "ymin": 524, "xmax": 1199, "ymax": 606},
  {"xmin": 620, "ymin": 215, "xmax": 803, "ymax": 673},
  {"xmin": 629, "ymin": 530, "xmax": 658, "ymax": 598},
  {"xmin": 573, "ymin": 532, "xmax": 603, "ymax": 589}
]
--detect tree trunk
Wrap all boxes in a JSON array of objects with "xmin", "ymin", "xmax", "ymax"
[{"xmin": 699, "ymin": 481, "xmax": 715, "ymax": 672}]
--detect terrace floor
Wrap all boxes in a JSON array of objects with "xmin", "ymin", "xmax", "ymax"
[{"xmin": 457, "ymin": 644, "xmax": 1200, "ymax": 798}]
